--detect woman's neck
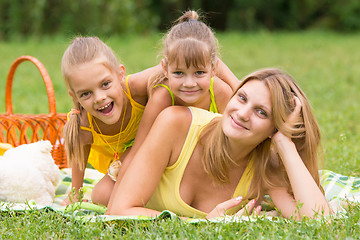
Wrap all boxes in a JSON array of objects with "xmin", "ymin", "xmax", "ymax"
[{"xmin": 228, "ymin": 139, "xmax": 256, "ymax": 165}]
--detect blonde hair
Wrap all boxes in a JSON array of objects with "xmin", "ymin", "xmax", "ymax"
[
  {"xmin": 61, "ymin": 36, "xmax": 121, "ymax": 170},
  {"xmin": 200, "ymin": 68, "xmax": 323, "ymax": 200},
  {"xmin": 148, "ymin": 10, "xmax": 219, "ymax": 92}
]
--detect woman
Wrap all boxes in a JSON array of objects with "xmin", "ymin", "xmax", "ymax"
[{"xmin": 107, "ymin": 68, "xmax": 331, "ymax": 219}]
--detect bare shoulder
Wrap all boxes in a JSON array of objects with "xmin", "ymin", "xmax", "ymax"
[{"xmin": 155, "ymin": 106, "xmax": 192, "ymax": 130}]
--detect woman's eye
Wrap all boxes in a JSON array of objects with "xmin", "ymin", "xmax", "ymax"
[
  {"xmin": 257, "ymin": 109, "xmax": 268, "ymax": 118},
  {"xmin": 238, "ymin": 94, "xmax": 246, "ymax": 102}
]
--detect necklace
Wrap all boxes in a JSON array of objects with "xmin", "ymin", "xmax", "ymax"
[{"xmin": 92, "ymin": 97, "xmax": 128, "ymax": 162}]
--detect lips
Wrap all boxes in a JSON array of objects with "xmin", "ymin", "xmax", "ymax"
[
  {"xmin": 97, "ymin": 102, "xmax": 113, "ymax": 114},
  {"xmin": 180, "ymin": 89, "xmax": 200, "ymax": 95},
  {"xmin": 230, "ymin": 115, "xmax": 249, "ymax": 130}
]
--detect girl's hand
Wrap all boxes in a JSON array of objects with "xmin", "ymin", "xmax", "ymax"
[
  {"xmin": 271, "ymin": 96, "xmax": 302, "ymax": 144},
  {"xmin": 206, "ymin": 197, "xmax": 261, "ymax": 219},
  {"xmin": 61, "ymin": 193, "xmax": 89, "ymax": 206}
]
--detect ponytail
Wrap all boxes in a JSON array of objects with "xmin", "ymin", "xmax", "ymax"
[{"xmin": 63, "ymin": 105, "xmax": 85, "ymax": 171}]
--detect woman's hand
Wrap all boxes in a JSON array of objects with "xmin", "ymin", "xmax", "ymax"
[
  {"xmin": 271, "ymin": 96, "xmax": 302, "ymax": 145},
  {"xmin": 206, "ymin": 197, "xmax": 261, "ymax": 219}
]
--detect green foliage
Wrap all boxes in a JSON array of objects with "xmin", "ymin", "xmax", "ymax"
[
  {"xmin": 1, "ymin": 0, "xmax": 360, "ymax": 40},
  {"xmin": 0, "ymin": 0, "xmax": 158, "ymax": 40}
]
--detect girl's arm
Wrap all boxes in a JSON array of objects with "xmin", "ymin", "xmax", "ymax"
[
  {"xmin": 215, "ymin": 58, "xmax": 240, "ymax": 91},
  {"xmin": 124, "ymin": 87, "xmax": 173, "ymax": 160},
  {"xmin": 212, "ymin": 77, "xmax": 233, "ymax": 113},
  {"xmin": 269, "ymin": 97, "xmax": 330, "ymax": 219},
  {"xmin": 128, "ymin": 64, "xmax": 162, "ymax": 104},
  {"xmin": 61, "ymin": 144, "xmax": 91, "ymax": 205},
  {"xmin": 107, "ymin": 107, "xmax": 191, "ymax": 216}
]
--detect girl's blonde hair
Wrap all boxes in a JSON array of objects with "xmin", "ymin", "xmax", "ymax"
[
  {"xmin": 200, "ymin": 68, "xmax": 323, "ymax": 200},
  {"xmin": 148, "ymin": 10, "xmax": 219, "ymax": 92},
  {"xmin": 61, "ymin": 36, "xmax": 121, "ymax": 170}
]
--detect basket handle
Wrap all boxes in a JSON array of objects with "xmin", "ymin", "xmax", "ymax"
[{"xmin": 5, "ymin": 55, "xmax": 57, "ymax": 116}]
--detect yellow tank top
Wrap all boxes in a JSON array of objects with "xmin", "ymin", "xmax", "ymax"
[
  {"xmin": 154, "ymin": 77, "xmax": 218, "ymax": 113},
  {"xmin": 145, "ymin": 107, "xmax": 254, "ymax": 218},
  {"xmin": 80, "ymin": 75, "xmax": 145, "ymax": 173}
]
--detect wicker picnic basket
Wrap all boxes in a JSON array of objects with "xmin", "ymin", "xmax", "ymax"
[{"xmin": 0, "ymin": 56, "xmax": 68, "ymax": 168}]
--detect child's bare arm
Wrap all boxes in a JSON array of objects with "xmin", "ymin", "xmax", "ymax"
[
  {"xmin": 128, "ymin": 64, "xmax": 162, "ymax": 103},
  {"xmin": 125, "ymin": 87, "xmax": 173, "ymax": 161},
  {"xmin": 61, "ymin": 144, "xmax": 90, "ymax": 205},
  {"xmin": 215, "ymin": 58, "xmax": 239, "ymax": 91}
]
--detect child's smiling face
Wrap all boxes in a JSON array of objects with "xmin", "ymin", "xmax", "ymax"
[
  {"xmin": 68, "ymin": 59, "xmax": 125, "ymax": 126},
  {"xmin": 163, "ymin": 58, "xmax": 215, "ymax": 107}
]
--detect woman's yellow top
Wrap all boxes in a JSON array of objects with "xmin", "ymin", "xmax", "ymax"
[
  {"xmin": 145, "ymin": 107, "xmax": 254, "ymax": 218},
  {"xmin": 80, "ymin": 76, "xmax": 145, "ymax": 173}
]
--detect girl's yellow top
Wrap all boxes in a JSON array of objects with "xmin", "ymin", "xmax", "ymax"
[
  {"xmin": 80, "ymin": 75, "xmax": 145, "ymax": 173},
  {"xmin": 145, "ymin": 107, "xmax": 254, "ymax": 218}
]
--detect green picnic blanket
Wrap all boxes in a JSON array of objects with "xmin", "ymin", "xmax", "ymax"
[{"xmin": 0, "ymin": 168, "xmax": 359, "ymax": 222}]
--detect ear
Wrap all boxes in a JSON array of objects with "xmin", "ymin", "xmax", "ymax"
[
  {"xmin": 117, "ymin": 64, "xmax": 126, "ymax": 79},
  {"xmin": 161, "ymin": 59, "xmax": 168, "ymax": 78}
]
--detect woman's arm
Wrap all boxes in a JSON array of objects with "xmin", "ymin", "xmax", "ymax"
[
  {"xmin": 106, "ymin": 107, "xmax": 192, "ymax": 216},
  {"xmin": 269, "ymin": 97, "xmax": 330, "ymax": 219}
]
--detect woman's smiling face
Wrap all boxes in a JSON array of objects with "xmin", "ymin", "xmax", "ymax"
[{"xmin": 222, "ymin": 79, "xmax": 275, "ymax": 146}]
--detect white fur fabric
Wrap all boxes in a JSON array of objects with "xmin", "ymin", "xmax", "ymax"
[{"xmin": 0, "ymin": 140, "xmax": 61, "ymax": 205}]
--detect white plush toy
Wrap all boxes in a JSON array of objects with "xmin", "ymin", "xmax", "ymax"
[{"xmin": 0, "ymin": 140, "xmax": 61, "ymax": 205}]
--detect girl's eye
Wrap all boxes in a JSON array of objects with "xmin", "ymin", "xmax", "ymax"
[
  {"xmin": 195, "ymin": 71, "xmax": 205, "ymax": 76},
  {"xmin": 102, "ymin": 81, "xmax": 111, "ymax": 88},
  {"xmin": 80, "ymin": 91, "xmax": 91, "ymax": 98},
  {"xmin": 173, "ymin": 71, "xmax": 183, "ymax": 76}
]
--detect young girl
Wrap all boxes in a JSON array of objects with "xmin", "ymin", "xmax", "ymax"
[
  {"xmin": 60, "ymin": 36, "xmax": 158, "ymax": 205},
  {"xmin": 107, "ymin": 68, "xmax": 331, "ymax": 219},
  {"xmin": 109, "ymin": 10, "xmax": 239, "ymax": 179}
]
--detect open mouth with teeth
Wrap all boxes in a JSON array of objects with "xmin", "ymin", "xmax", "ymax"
[{"xmin": 97, "ymin": 102, "xmax": 114, "ymax": 114}]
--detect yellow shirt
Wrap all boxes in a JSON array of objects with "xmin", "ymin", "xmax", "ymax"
[
  {"xmin": 80, "ymin": 75, "xmax": 145, "ymax": 173},
  {"xmin": 146, "ymin": 107, "xmax": 254, "ymax": 218}
]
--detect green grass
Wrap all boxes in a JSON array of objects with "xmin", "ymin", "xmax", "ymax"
[{"xmin": 1, "ymin": 31, "xmax": 360, "ymax": 238}]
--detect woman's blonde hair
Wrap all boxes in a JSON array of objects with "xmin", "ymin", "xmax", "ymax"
[
  {"xmin": 148, "ymin": 10, "xmax": 219, "ymax": 92},
  {"xmin": 61, "ymin": 36, "xmax": 121, "ymax": 170},
  {"xmin": 200, "ymin": 68, "xmax": 323, "ymax": 200}
]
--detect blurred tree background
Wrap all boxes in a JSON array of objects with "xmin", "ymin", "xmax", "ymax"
[{"xmin": 0, "ymin": 0, "xmax": 360, "ymax": 40}]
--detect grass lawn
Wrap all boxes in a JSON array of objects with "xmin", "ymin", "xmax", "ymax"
[{"xmin": 0, "ymin": 31, "xmax": 360, "ymax": 238}]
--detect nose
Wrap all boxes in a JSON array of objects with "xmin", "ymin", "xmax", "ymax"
[
  {"xmin": 94, "ymin": 91, "xmax": 106, "ymax": 103},
  {"xmin": 236, "ymin": 105, "xmax": 251, "ymax": 122},
  {"xmin": 183, "ymin": 76, "xmax": 197, "ymax": 87}
]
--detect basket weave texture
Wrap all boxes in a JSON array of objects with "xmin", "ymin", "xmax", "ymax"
[{"xmin": 0, "ymin": 56, "xmax": 67, "ymax": 168}]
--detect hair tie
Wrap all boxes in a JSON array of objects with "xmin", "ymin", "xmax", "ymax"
[
  {"xmin": 67, "ymin": 108, "xmax": 81, "ymax": 121},
  {"xmin": 188, "ymin": 19, "xmax": 198, "ymax": 23}
]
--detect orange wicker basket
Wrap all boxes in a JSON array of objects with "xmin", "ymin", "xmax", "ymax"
[{"xmin": 0, "ymin": 56, "xmax": 68, "ymax": 168}]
